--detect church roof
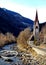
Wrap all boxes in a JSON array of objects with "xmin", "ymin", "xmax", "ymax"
[{"xmin": 35, "ymin": 10, "xmax": 39, "ymax": 24}]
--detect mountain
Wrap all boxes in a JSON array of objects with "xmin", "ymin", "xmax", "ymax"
[
  {"xmin": 39, "ymin": 22, "xmax": 46, "ymax": 31},
  {"xmin": 0, "ymin": 8, "xmax": 34, "ymax": 36},
  {"xmin": 0, "ymin": 8, "xmax": 46, "ymax": 36}
]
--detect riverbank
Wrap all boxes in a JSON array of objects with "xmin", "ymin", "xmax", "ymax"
[{"xmin": 0, "ymin": 43, "xmax": 46, "ymax": 65}]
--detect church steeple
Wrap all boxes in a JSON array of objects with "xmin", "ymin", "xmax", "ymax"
[
  {"xmin": 28, "ymin": 10, "xmax": 40, "ymax": 45},
  {"xmin": 33, "ymin": 10, "xmax": 39, "ymax": 44},
  {"xmin": 35, "ymin": 10, "xmax": 39, "ymax": 24}
]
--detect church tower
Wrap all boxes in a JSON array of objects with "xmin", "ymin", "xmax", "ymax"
[{"xmin": 33, "ymin": 10, "xmax": 39, "ymax": 42}]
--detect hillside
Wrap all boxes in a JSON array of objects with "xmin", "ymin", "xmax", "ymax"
[
  {"xmin": 0, "ymin": 8, "xmax": 46, "ymax": 36},
  {"xmin": 0, "ymin": 8, "xmax": 33, "ymax": 36}
]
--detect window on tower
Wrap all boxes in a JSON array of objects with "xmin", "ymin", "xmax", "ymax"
[{"xmin": 36, "ymin": 26, "xmax": 38, "ymax": 28}]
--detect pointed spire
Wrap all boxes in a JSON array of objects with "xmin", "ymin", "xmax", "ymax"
[{"xmin": 35, "ymin": 10, "xmax": 39, "ymax": 23}]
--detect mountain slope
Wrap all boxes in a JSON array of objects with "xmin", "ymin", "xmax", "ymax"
[
  {"xmin": 0, "ymin": 8, "xmax": 34, "ymax": 36},
  {"xmin": 0, "ymin": 8, "xmax": 46, "ymax": 36},
  {"xmin": 39, "ymin": 22, "xmax": 46, "ymax": 31}
]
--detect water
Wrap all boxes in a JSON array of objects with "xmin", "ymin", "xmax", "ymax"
[{"xmin": 0, "ymin": 43, "xmax": 23, "ymax": 65}]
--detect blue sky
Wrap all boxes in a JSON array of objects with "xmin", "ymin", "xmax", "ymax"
[
  {"xmin": 0, "ymin": 0, "xmax": 46, "ymax": 23},
  {"xmin": 7, "ymin": 0, "xmax": 46, "ymax": 7}
]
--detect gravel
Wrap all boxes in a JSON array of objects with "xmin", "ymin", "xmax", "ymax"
[{"xmin": 0, "ymin": 43, "xmax": 46, "ymax": 65}]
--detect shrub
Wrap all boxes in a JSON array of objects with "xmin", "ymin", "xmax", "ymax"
[
  {"xmin": 0, "ymin": 32, "xmax": 16, "ymax": 47},
  {"xmin": 17, "ymin": 28, "xmax": 32, "ymax": 51}
]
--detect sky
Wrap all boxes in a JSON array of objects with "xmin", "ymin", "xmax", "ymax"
[{"xmin": 0, "ymin": 0, "xmax": 46, "ymax": 23}]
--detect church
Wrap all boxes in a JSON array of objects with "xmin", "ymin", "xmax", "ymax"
[
  {"xmin": 28, "ymin": 10, "xmax": 46, "ymax": 45},
  {"xmin": 28, "ymin": 10, "xmax": 40, "ymax": 45}
]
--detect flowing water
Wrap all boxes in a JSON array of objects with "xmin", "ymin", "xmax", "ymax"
[{"xmin": 0, "ymin": 43, "xmax": 23, "ymax": 65}]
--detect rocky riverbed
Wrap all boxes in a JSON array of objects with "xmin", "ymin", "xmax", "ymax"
[{"xmin": 0, "ymin": 43, "xmax": 46, "ymax": 65}]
